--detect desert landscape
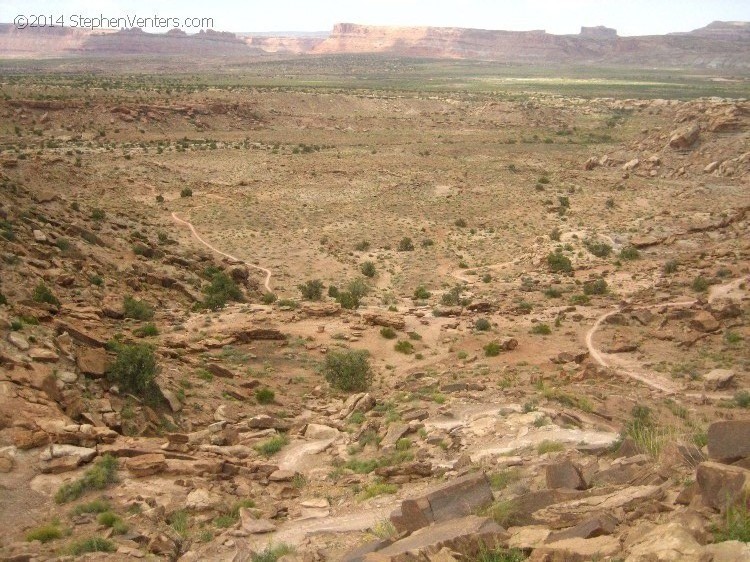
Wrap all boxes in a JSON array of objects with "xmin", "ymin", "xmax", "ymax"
[{"xmin": 0, "ymin": 14, "xmax": 749, "ymax": 562}]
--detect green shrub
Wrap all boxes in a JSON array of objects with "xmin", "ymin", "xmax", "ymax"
[
  {"xmin": 546, "ymin": 251, "xmax": 572, "ymax": 273},
  {"xmin": 663, "ymin": 260, "xmax": 678, "ymax": 274},
  {"xmin": 322, "ymin": 349, "xmax": 372, "ymax": 392},
  {"xmin": 156, "ymin": 194, "xmax": 164, "ymax": 203},
  {"xmin": 328, "ymin": 286, "xmax": 339, "ymax": 298},
  {"xmin": 89, "ymin": 274, "xmax": 104, "ymax": 286},
  {"xmin": 255, "ymin": 435, "xmax": 289, "ymax": 457},
  {"xmin": 355, "ymin": 240, "xmax": 370, "ymax": 251},
  {"xmin": 66, "ymin": 537, "xmax": 116, "ymax": 555},
  {"xmin": 32, "ymin": 281, "xmax": 60, "ymax": 306},
  {"xmin": 421, "ymin": 238, "xmax": 434, "ymax": 247},
  {"xmin": 691, "ymin": 276, "xmax": 710, "ymax": 292},
  {"xmin": 544, "ymin": 287, "xmax": 562, "ymax": 298},
  {"xmin": 97, "ymin": 511, "xmax": 127, "ymax": 534},
  {"xmin": 397, "ymin": 237, "xmax": 414, "ymax": 251},
  {"xmin": 123, "ymin": 295, "xmax": 154, "ymax": 320},
  {"xmin": 570, "ymin": 294, "xmax": 590, "ymax": 305},
  {"xmin": 713, "ymin": 504, "xmax": 750, "ymax": 542},
  {"xmin": 530, "ymin": 323, "xmax": 552, "ymax": 335},
  {"xmin": 380, "ymin": 327, "xmax": 397, "ymax": 339},
  {"xmin": 106, "ymin": 343, "xmax": 160, "ymax": 401},
  {"xmin": 549, "ymin": 227, "xmax": 561, "ymax": 241},
  {"xmin": 90, "ymin": 208, "xmax": 106, "ymax": 221},
  {"xmin": 55, "ymin": 455, "xmax": 118, "ymax": 504},
  {"xmin": 454, "ymin": 218, "xmax": 467, "ymax": 227},
  {"xmin": 394, "ymin": 340, "xmax": 414, "ymax": 354},
  {"xmin": 475, "ymin": 318, "xmax": 491, "ymax": 331},
  {"xmin": 584, "ymin": 240, "xmax": 612, "ymax": 258},
  {"xmin": 583, "ymin": 278, "xmax": 608, "ymax": 295},
  {"xmin": 0, "ymin": 292, "xmax": 7, "ymax": 306},
  {"xmin": 474, "ymin": 546, "xmax": 527, "ymax": 562},
  {"xmin": 482, "ymin": 273, "xmax": 492, "ymax": 283},
  {"xmin": 488, "ymin": 469, "xmax": 522, "ymax": 491},
  {"xmin": 134, "ymin": 323, "xmax": 159, "ymax": 337},
  {"xmin": 277, "ymin": 298, "xmax": 298, "ymax": 309},
  {"xmin": 734, "ymin": 390, "xmax": 750, "ymax": 409},
  {"xmin": 251, "ymin": 544, "xmax": 295, "ymax": 562},
  {"xmin": 620, "ymin": 246, "xmax": 640, "ymax": 260},
  {"xmin": 335, "ymin": 278, "xmax": 369, "ymax": 310},
  {"xmin": 413, "ymin": 285, "xmax": 431, "ymax": 300},
  {"xmin": 484, "ymin": 342, "xmax": 501, "ymax": 357},
  {"xmin": 360, "ymin": 261, "xmax": 376, "ymax": 278},
  {"xmin": 71, "ymin": 499, "xmax": 110, "ymax": 515},
  {"xmin": 26, "ymin": 523, "xmax": 62, "ymax": 543},
  {"xmin": 298, "ymin": 279, "xmax": 324, "ymax": 301},
  {"xmin": 440, "ymin": 285, "xmax": 464, "ymax": 306},
  {"xmin": 357, "ymin": 481, "xmax": 398, "ymax": 501},
  {"xmin": 202, "ymin": 271, "xmax": 243, "ymax": 310},
  {"xmin": 255, "ymin": 388, "xmax": 275, "ymax": 404},
  {"xmin": 262, "ymin": 292, "xmax": 277, "ymax": 304},
  {"xmin": 180, "ymin": 187, "xmax": 193, "ymax": 197},
  {"xmin": 537, "ymin": 440, "xmax": 564, "ymax": 454}
]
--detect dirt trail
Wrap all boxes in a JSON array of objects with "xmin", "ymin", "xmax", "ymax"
[
  {"xmin": 585, "ymin": 277, "xmax": 748, "ymax": 395},
  {"xmin": 171, "ymin": 211, "xmax": 273, "ymax": 292}
]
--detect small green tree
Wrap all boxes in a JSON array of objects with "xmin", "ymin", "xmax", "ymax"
[
  {"xmin": 32, "ymin": 282, "xmax": 60, "ymax": 306},
  {"xmin": 298, "ymin": 279, "xmax": 324, "ymax": 301},
  {"xmin": 360, "ymin": 261, "xmax": 376, "ymax": 278},
  {"xmin": 202, "ymin": 272, "xmax": 243, "ymax": 310},
  {"xmin": 397, "ymin": 237, "xmax": 414, "ymax": 251},
  {"xmin": 106, "ymin": 343, "xmax": 160, "ymax": 401},
  {"xmin": 322, "ymin": 349, "xmax": 372, "ymax": 392},
  {"xmin": 546, "ymin": 251, "xmax": 572, "ymax": 273}
]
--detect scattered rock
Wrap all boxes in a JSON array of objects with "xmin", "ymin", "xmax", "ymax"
[
  {"xmin": 546, "ymin": 460, "xmax": 587, "ymax": 490},
  {"xmin": 703, "ymin": 369, "xmax": 735, "ymax": 391},
  {"xmin": 126, "ymin": 453, "xmax": 167, "ymax": 477},
  {"xmin": 707, "ymin": 421, "xmax": 750, "ymax": 463},
  {"xmin": 668, "ymin": 122, "xmax": 700, "ymax": 149},
  {"xmin": 696, "ymin": 461, "xmax": 750, "ymax": 512}
]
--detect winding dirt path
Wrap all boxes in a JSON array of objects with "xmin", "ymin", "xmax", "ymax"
[
  {"xmin": 171, "ymin": 211, "xmax": 273, "ymax": 293},
  {"xmin": 585, "ymin": 277, "xmax": 748, "ymax": 395}
]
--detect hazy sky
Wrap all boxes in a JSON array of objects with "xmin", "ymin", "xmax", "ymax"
[{"xmin": 1, "ymin": 0, "xmax": 749, "ymax": 35}]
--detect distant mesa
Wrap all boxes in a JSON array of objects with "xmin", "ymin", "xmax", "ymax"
[
  {"xmin": 579, "ymin": 26, "xmax": 618, "ymax": 39},
  {"xmin": 0, "ymin": 20, "xmax": 747, "ymax": 68}
]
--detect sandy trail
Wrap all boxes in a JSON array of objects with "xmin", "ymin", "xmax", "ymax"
[
  {"xmin": 171, "ymin": 211, "xmax": 273, "ymax": 293},
  {"xmin": 585, "ymin": 277, "xmax": 748, "ymax": 395}
]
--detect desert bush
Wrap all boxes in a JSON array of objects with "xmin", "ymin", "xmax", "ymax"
[
  {"xmin": 26, "ymin": 523, "xmax": 62, "ymax": 543},
  {"xmin": 549, "ymin": 227, "xmax": 561, "ymax": 241},
  {"xmin": 123, "ymin": 295, "xmax": 154, "ymax": 320},
  {"xmin": 106, "ymin": 343, "xmax": 160, "ymax": 401},
  {"xmin": 202, "ymin": 271, "xmax": 243, "ymax": 310},
  {"xmin": 546, "ymin": 251, "xmax": 572, "ymax": 273},
  {"xmin": 360, "ymin": 261, "xmax": 376, "ymax": 278},
  {"xmin": 66, "ymin": 537, "xmax": 116, "ymax": 555},
  {"xmin": 530, "ymin": 324, "xmax": 552, "ymax": 335},
  {"xmin": 261, "ymin": 292, "xmax": 277, "ymax": 304},
  {"xmin": 255, "ymin": 388, "xmax": 275, "ymax": 404},
  {"xmin": 90, "ymin": 208, "xmax": 106, "ymax": 221},
  {"xmin": 663, "ymin": 260, "xmax": 678, "ymax": 274},
  {"xmin": 413, "ymin": 285, "xmax": 431, "ymax": 300},
  {"xmin": 475, "ymin": 318, "xmax": 491, "ymax": 331},
  {"xmin": 619, "ymin": 246, "xmax": 640, "ymax": 260},
  {"xmin": 583, "ymin": 278, "xmax": 608, "ymax": 295},
  {"xmin": 691, "ymin": 276, "xmax": 710, "ymax": 292},
  {"xmin": 397, "ymin": 237, "xmax": 414, "ymax": 251},
  {"xmin": 454, "ymin": 218, "xmax": 467, "ymax": 227},
  {"xmin": 133, "ymin": 323, "xmax": 159, "ymax": 337},
  {"xmin": 55, "ymin": 455, "xmax": 118, "ymax": 504},
  {"xmin": 537, "ymin": 440, "xmax": 564, "ymax": 454},
  {"xmin": 298, "ymin": 279, "xmax": 324, "ymax": 301},
  {"xmin": 380, "ymin": 327, "xmax": 397, "ymax": 339},
  {"xmin": 32, "ymin": 281, "xmax": 60, "ymax": 306},
  {"xmin": 322, "ymin": 349, "xmax": 372, "ymax": 392},
  {"xmin": 255, "ymin": 435, "xmax": 289, "ymax": 457},
  {"xmin": 180, "ymin": 187, "xmax": 192, "ymax": 197},
  {"xmin": 394, "ymin": 340, "xmax": 414, "ymax": 354},
  {"xmin": 484, "ymin": 342, "xmax": 501, "ymax": 357},
  {"xmin": 584, "ymin": 239, "xmax": 612, "ymax": 258}
]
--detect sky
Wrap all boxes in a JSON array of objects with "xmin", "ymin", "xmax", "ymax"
[{"xmin": 1, "ymin": 0, "xmax": 749, "ymax": 36}]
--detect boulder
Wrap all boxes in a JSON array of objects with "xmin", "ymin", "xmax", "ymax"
[
  {"xmin": 390, "ymin": 472, "xmax": 493, "ymax": 534},
  {"xmin": 533, "ymin": 486, "xmax": 663, "ymax": 527},
  {"xmin": 546, "ymin": 460, "xmax": 587, "ymax": 490},
  {"xmin": 707, "ymin": 421, "xmax": 750, "ymax": 463},
  {"xmin": 126, "ymin": 453, "xmax": 167, "ymax": 477},
  {"xmin": 304, "ymin": 423, "xmax": 339, "ymax": 440},
  {"xmin": 8, "ymin": 333, "xmax": 30, "ymax": 351},
  {"xmin": 703, "ymin": 541, "xmax": 750, "ymax": 562},
  {"xmin": 40, "ymin": 444, "xmax": 96, "ymax": 463},
  {"xmin": 341, "ymin": 393, "xmax": 376, "ymax": 418},
  {"xmin": 239, "ymin": 511, "xmax": 276, "ymax": 534},
  {"xmin": 696, "ymin": 461, "xmax": 750, "ymax": 512},
  {"xmin": 76, "ymin": 347, "xmax": 109, "ymax": 377},
  {"xmin": 545, "ymin": 513, "xmax": 618, "ymax": 543},
  {"xmin": 703, "ymin": 369, "xmax": 735, "ymax": 391},
  {"xmin": 29, "ymin": 348, "xmax": 59, "ymax": 363},
  {"xmin": 366, "ymin": 516, "xmax": 506, "ymax": 561},
  {"xmin": 689, "ymin": 311, "xmax": 720, "ymax": 333},
  {"xmin": 668, "ymin": 123, "xmax": 700, "ymax": 149},
  {"xmin": 624, "ymin": 523, "xmax": 704, "ymax": 562},
  {"xmin": 185, "ymin": 488, "xmax": 223, "ymax": 511},
  {"xmin": 535, "ymin": 535, "xmax": 622, "ymax": 562},
  {"xmin": 361, "ymin": 311, "xmax": 406, "ymax": 330}
]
